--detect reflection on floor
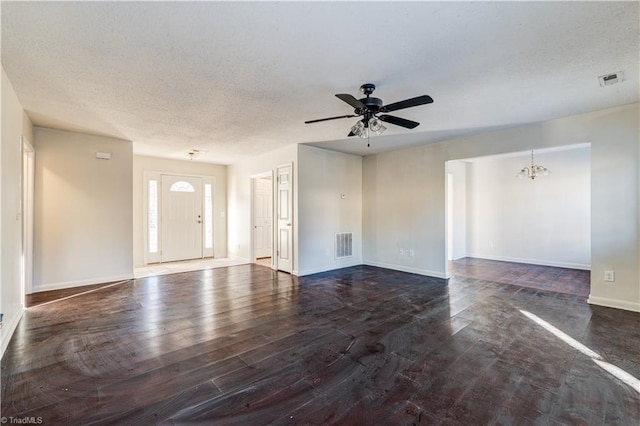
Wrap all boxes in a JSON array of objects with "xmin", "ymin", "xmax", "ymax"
[
  {"xmin": 451, "ymin": 257, "xmax": 590, "ymax": 297},
  {"xmin": 26, "ymin": 280, "xmax": 128, "ymax": 308},
  {"xmin": 26, "ymin": 258, "xmax": 590, "ymax": 309},
  {"xmin": 256, "ymin": 257, "xmax": 272, "ymax": 267},
  {"xmin": 27, "ymin": 258, "xmax": 251, "ymax": 307},
  {"xmin": 4, "ymin": 264, "xmax": 638, "ymax": 424},
  {"xmin": 135, "ymin": 257, "xmax": 249, "ymax": 278}
]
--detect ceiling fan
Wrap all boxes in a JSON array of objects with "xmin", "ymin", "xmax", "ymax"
[{"xmin": 305, "ymin": 83, "xmax": 434, "ymax": 139}]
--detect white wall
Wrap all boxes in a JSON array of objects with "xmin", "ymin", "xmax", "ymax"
[
  {"xmin": 1, "ymin": 66, "xmax": 33, "ymax": 358},
  {"xmin": 363, "ymin": 103, "xmax": 639, "ymax": 312},
  {"xmin": 33, "ymin": 128, "xmax": 134, "ymax": 291},
  {"xmin": 132, "ymin": 155, "xmax": 227, "ymax": 267},
  {"xmin": 297, "ymin": 145, "xmax": 362, "ymax": 275},
  {"xmin": 464, "ymin": 146, "xmax": 591, "ymax": 269},
  {"xmin": 227, "ymin": 144, "xmax": 298, "ymax": 268}
]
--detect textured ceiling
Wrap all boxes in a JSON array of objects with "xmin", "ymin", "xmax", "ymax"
[{"xmin": 2, "ymin": 2, "xmax": 638, "ymax": 164}]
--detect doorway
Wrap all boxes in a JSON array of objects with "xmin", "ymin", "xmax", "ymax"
[
  {"xmin": 249, "ymin": 162, "xmax": 293, "ymax": 273},
  {"xmin": 445, "ymin": 145, "xmax": 591, "ymax": 294},
  {"xmin": 22, "ymin": 137, "xmax": 35, "ymax": 300}
]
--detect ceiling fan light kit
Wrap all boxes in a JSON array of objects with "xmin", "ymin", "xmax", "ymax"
[
  {"xmin": 368, "ymin": 117, "xmax": 387, "ymax": 135},
  {"xmin": 305, "ymin": 83, "xmax": 433, "ymax": 142}
]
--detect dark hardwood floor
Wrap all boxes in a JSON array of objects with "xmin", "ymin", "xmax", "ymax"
[
  {"xmin": 450, "ymin": 257, "xmax": 591, "ymax": 297},
  {"xmin": 2, "ymin": 264, "xmax": 638, "ymax": 424}
]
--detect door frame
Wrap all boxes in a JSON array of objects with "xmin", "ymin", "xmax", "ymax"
[
  {"xmin": 143, "ymin": 171, "xmax": 216, "ymax": 265},
  {"xmin": 250, "ymin": 171, "xmax": 275, "ymax": 268},
  {"xmin": 21, "ymin": 136, "xmax": 35, "ymax": 299}
]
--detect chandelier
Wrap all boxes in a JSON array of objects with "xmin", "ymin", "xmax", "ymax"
[{"xmin": 516, "ymin": 150, "xmax": 551, "ymax": 180}]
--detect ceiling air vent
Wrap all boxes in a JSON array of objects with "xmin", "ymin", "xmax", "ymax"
[{"xmin": 598, "ymin": 71, "xmax": 624, "ymax": 87}]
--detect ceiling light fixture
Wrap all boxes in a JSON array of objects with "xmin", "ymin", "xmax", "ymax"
[
  {"xmin": 185, "ymin": 149, "xmax": 204, "ymax": 160},
  {"xmin": 368, "ymin": 117, "xmax": 387, "ymax": 135},
  {"xmin": 516, "ymin": 150, "xmax": 551, "ymax": 180},
  {"xmin": 350, "ymin": 116, "xmax": 387, "ymax": 147},
  {"xmin": 350, "ymin": 120, "xmax": 366, "ymax": 138}
]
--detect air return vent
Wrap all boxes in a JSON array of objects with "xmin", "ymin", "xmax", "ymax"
[{"xmin": 335, "ymin": 233, "xmax": 353, "ymax": 259}]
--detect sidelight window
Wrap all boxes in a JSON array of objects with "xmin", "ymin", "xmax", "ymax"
[
  {"xmin": 148, "ymin": 180, "xmax": 158, "ymax": 253},
  {"xmin": 205, "ymin": 183, "xmax": 213, "ymax": 249}
]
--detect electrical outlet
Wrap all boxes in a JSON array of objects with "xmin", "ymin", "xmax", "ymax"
[
  {"xmin": 409, "ymin": 249, "xmax": 415, "ymax": 257},
  {"xmin": 604, "ymin": 271, "xmax": 615, "ymax": 282},
  {"xmin": 399, "ymin": 249, "xmax": 405, "ymax": 256}
]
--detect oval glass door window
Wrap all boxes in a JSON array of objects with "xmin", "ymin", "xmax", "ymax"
[{"xmin": 170, "ymin": 181, "xmax": 195, "ymax": 192}]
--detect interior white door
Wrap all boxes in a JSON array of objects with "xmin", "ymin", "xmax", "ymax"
[
  {"xmin": 161, "ymin": 175, "xmax": 203, "ymax": 262},
  {"xmin": 276, "ymin": 164, "xmax": 293, "ymax": 273},
  {"xmin": 254, "ymin": 177, "xmax": 273, "ymax": 258}
]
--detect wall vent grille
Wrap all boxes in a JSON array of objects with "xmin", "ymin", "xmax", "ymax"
[
  {"xmin": 335, "ymin": 232, "xmax": 353, "ymax": 259},
  {"xmin": 598, "ymin": 71, "xmax": 624, "ymax": 87}
]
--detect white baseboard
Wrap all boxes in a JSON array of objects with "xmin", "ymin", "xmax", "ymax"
[
  {"xmin": 587, "ymin": 295, "xmax": 640, "ymax": 313},
  {"xmin": 363, "ymin": 260, "xmax": 448, "ymax": 279},
  {"xmin": 1, "ymin": 307, "xmax": 25, "ymax": 360},
  {"xmin": 33, "ymin": 274, "xmax": 134, "ymax": 293},
  {"xmin": 467, "ymin": 253, "xmax": 590, "ymax": 270}
]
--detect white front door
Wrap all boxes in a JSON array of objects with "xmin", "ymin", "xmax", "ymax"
[
  {"xmin": 276, "ymin": 164, "xmax": 293, "ymax": 273},
  {"xmin": 254, "ymin": 177, "xmax": 273, "ymax": 258},
  {"xmin": 161, "ymin": 175, "xmax": 203, "ymax": 262}
]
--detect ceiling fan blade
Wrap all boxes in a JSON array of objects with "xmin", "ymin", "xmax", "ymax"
[
  {"xmin": 379, "ymin": 114, "xmax": 420, "ymax": 129},
  {"xmin": 347, "ymin": 131, "xmax": 356, "ymax": 137},
  {"xmin": 381, "ymin": 95, "xmax": 433, "ymax": 113},
  {"xmin": 305, "ymin": 114, "xmax": 357, "ymax": 124},
  {"xmin": 335, "ymin": 94, "xmax": 366, "ymax": 110}
]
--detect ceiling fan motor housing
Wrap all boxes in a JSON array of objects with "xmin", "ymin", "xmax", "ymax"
[
  {"xmin": 356, "ymin": 83, "xmax": 382, "ymax": 114},
  {"xmin": 358, "ymin": 83, "xmax": 383, "ymax": 114},
  {"xmin": 359, "ymin": 96, "xmax": 383, "ymax": 111}
]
